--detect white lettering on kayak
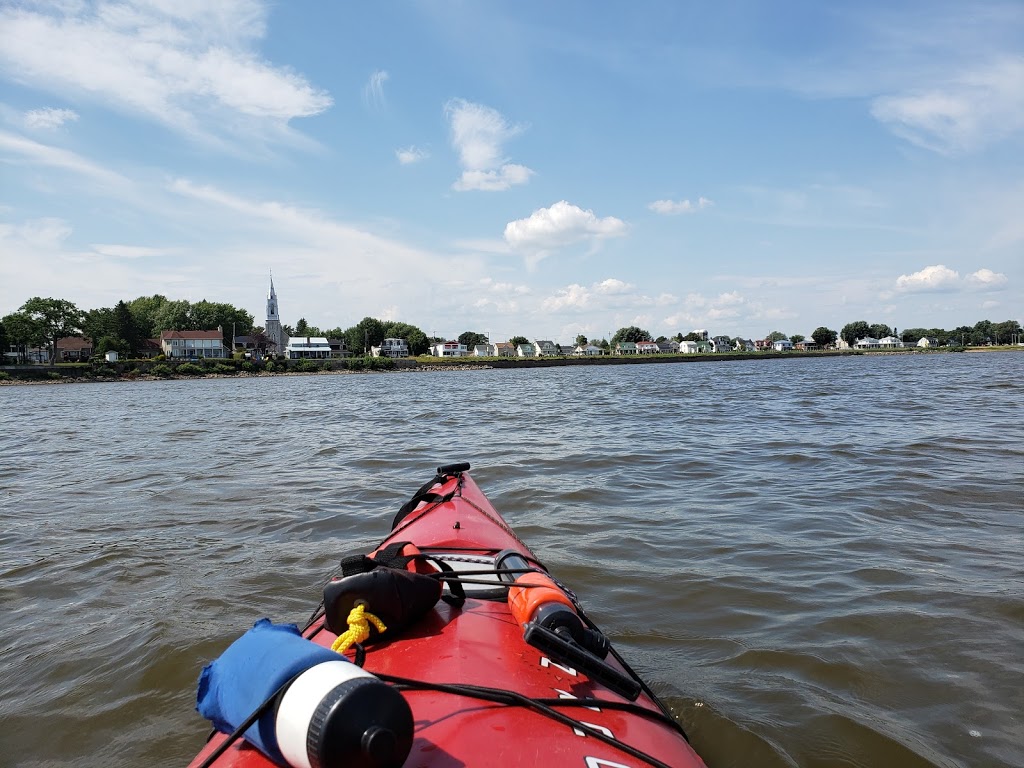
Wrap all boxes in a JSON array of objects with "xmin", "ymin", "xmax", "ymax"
[
  {"xmin": 573, "ymin": 721, "xmax": 615, "ymax": 738},
  {"xmin": 540, "ymin": 656, "xmax": 577, "ymax": 676},
  {"xmin": 584, "ymin": 756, "xmax": 632, "ymax": 768},
  {"xmin": 554, "ymin": 688, "xmax": 601, "ymax": 712}
]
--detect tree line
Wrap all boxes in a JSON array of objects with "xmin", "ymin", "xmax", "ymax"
[{"xmin": 1, "ymin": 293, "xmax": 1020, "ymax": 364}]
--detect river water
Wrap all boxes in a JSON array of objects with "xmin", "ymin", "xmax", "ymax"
[{"xmin": 1, "ymin": 352, "xmax": 1022, "ymax": 768}]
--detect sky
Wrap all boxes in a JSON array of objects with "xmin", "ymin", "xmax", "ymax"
[{"xmin": 1, "ymin": 0, "xmax": 1021, "ymax": 343}]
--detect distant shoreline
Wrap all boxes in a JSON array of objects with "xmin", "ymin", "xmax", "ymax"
[{"xmin": 2, "ymin": 346, "xmax": 1021, "ymax": 386}]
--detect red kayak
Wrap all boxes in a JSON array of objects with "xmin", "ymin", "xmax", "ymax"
[{"xmin": 189, "ymin": 464, "xmax": 707, "ymax": 768}]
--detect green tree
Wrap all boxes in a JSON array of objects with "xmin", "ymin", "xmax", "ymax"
[
  {"xmin": 20, "ymin": 297, "xmax": 83, "ymax": 363},
  {"xmin": 344, "ymin": 317, "xmax": 386, "ymax": 355},
  {"xmin": 575, "ymin": 334, "xmax": 588, "ymax": 346},
  {"xmin": 611, "ymin": 326, "xmax": 652, "ymax": 344},
  {"xmin": 458, "ymin": 331, "xmax": 489, "ymax": 349},
  {"xmin": 673, "ymin": 332, "xmax": 684, "ymax": 342},
  {"xmin": 94, "ymin": 334, "xmax": 129, "ymax": 358},
  {"xmin": 868, "ymin": 323, "xmax": 893, "ymax": 339},
  {"xmin": 901, "ymin": 327, "xmax": 928, "ymax": 344},
  {"xmin": 112, "ymin": 300, "xmax": 142, "ymax": 355},
  {"xmin": 790, "ymin": 334, "xmax": 805, "ymax": 345},
  {"xmin": 150, "ymin": 299, "xmax": 192, "ymax": 334},
  {"xmin": 508, "ymin": 335, "xmax": 529, "ymax": 346},
  {"xmin": 811, "ymin": 327, "xmax": 838, "ymax": 347},
  {"xmin": 993, "ymin": 320, "xmax": 1022, "ymax": 344},
  {"xmin": 82, "ymin": 307, "xmax": 116, "ymax": 349},
  {"xmin": 766, "ymin": 330, "xmax": 788, "ymax": 342},
  {"xmin": 681, "ymin": 331, "xmax": 703, "ymax": 342},
  {"xmin": 127, "ymin": 294, "xmax": 169, "ymax": 339},
  {"xmin": 0, "ymin": 316, "xmax": 8, "ymax": 361},
  {"xmin": 295, "ymin": 318, "xmax": 309, "ymax": 336},
  {"xmin": 841, "ymin": 321, "xmax": 870, "ymax": 346},
  {"xmin": 2, "ymin": 311, "xmax": 45, "ymax": 363},
  {"xmin": 655, "ymin": 335, "xmax": 667, "ymax": 343}
]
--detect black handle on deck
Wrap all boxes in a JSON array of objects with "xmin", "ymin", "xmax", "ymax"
[
  {"xmin": 437, "ymin": 462, "xmax": 471, "ymax": 475},
  {"xmin": 524, "ymin": 623, "xmax": 641, "ymax": 701}
]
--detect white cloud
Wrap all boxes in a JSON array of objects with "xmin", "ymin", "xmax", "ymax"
[
  {"xmin": 24, "ymin": 107, "xmax": 78, "ymax": 130},
  {"xmin": 967, "ymin": 268, "xmax": 1008, "ymax": 289},
  {"xmin": 894, "ymin": 265, "xmax": 1009, "ymax": 294},
  {"xmin": 445, "ymin": 98, "xmax": 533, "ymax": 191},
  {"xmin": 895, "ymin": 264, "xmax": 961, "ymax": 292},
  {"xmin": 871, "ymin": 55, "xmax": 1024, "ymax": 154},
  {"xmin": 364, "ymin": 70, "xmax": 389, "ymax": 109},
  {"xmin": 91, "ymin": 243, "xmax": 172, "ymax": 259},
  {"xmin": 981, "ymin": 300, "xmax": 1000, "ymax": 310},
  {"xmin": 453, "ymin": 164, "xmax": 532, "ymax": 192},
  {"xmin": 648, "ymin": 196, "xmax": 713, "ymax": 215},
  {"xmin": 503, "ymin": 201, "xmax": 627, "ymax": 267},
  {"xmin": 594, "ymin": 278, "xmax": 632, "ymax": 295},
  {"xmin": 540, "ymin": 279, "xmax": 641, "ymax": 312},
  {"xmin": 396, "ymin": 145, "xmax": 429, "ymax": 165},
  {"xmin": 0, "ymin": 2, "xmax": 331, "ymax": 144},
  {"xmin": 0, "ymin": 130, "xmax": 131, "ymax": 189}
]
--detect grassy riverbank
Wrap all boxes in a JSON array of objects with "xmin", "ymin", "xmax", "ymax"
[{"xmin": 2, "ymin": 346, "xmax": 1021, "ymax": 385}]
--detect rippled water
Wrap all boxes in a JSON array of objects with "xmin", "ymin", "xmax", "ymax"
[{"xmin": 2, "ymin": 353, "xmax": 1022, "ymax": 768}]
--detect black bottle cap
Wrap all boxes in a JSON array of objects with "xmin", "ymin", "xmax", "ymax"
[{"xmin": 306, "ymin": 677, "xmax": 413, "ymax": 768}]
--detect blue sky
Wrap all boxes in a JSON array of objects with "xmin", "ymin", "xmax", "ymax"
[{"xmin": 1, "ymin": 1, "xmax": 1021, "ymax": 343}]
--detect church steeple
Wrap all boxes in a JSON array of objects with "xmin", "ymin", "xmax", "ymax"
[{"xmin": 265, "ymin": 274, "xmax": 285, "ymax": 353}]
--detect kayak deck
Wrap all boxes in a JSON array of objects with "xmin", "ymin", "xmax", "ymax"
[{"xmin": 189, "ymin": 465, "xmax": 707, "ymax": 768}]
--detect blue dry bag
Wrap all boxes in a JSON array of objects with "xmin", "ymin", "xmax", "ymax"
[{"xmin": 196, "ymin": 619, "xmax": 344, "ymax": 764}]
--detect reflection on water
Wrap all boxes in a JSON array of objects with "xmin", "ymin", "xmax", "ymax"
[{"xmin": 1, "ymin": 352, "xmax": 1023, "ymax": 767}]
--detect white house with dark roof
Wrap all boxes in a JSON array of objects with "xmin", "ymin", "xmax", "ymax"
[
  {"xmin": 516, "ymin": 343, "xmax": 536, "ymax": 357},
  {"xmin": 573, "ymin": 343, "xmax": 603, "ymax": 356},
  {"xmin": 534, "ymin": 340, "xmax": 557, "ymax": 356},
  {"xmin": 286, "ymin": 336, "xmax": 332, "ymax": 359}
]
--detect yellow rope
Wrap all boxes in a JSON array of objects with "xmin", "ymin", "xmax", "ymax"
[{"xmin": 330, "ymin": 604, "xmax": 387, "ymax": 654}]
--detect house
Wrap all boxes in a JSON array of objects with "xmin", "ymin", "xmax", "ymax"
[
  {"xmin": 710, "ymin": 336, "xmax": 733, "ymax": 353},
  {"xmin": 327, "ymin": 338, "xmax": 350, "ymax": 358},
  {"xmin": 795, "ymin": 340, "xmax": 819, "ymax": 351},
  {"xmin": 614, "ymin": 342, "xmax": 637, "ymax": 355},
  {"xmin": 160, "ymin": 330, "xmax": 227, "ymax": 359},
  {"xmin": 431, "ymin": 341, "xmax": 467, "ymax": 357},
  {"xmin": 573, "ymin": 343, "xmax": 603, "ymax": 356},
  {"xmin": 55, "ymin": 336, "xmax": 93, "ymax": 362},
  {"xmin": 734, "ymin": 338, "xmax": 756, "ymax": 352},
  {"xmin": 534, "ymin": 340, "xmax": 558, "ymax": 356},
  {"xmin": 371, "ymin": 338, "xmax": 409, "ymax": 358},
  {"xmin": 494, "ymin": 342, "xmax": 516, "ymax": 357},
  {"xmin": 139, "ymin": 338, "xmax": 162, "ymax": 358},
  {"xmin": 516, "ymin": 343, "xmax": 536, "ymax": 357},
  {"xmin": 835, "ymin": 338, "xmax": 851, "ymax": 349},
  {"xmin": 636, "ymin": 340, "xmax": 659, "ymax": 354},
  {"xmin": 773, "ymin": 339, "xmax": 793, "ymax": 352},
  {"xmin": 917, "ymin": 337, "xmax": 939, "ymax": 348},
  {"xmin": 878, "ymin": 336, "xmax": 904, "ymax": 348},
  {"xmin": 657, "ymin": 340, "xmax": 679, "ymax": 354},
  {"xmin": 692, "ymin": 329, "xmax": 709, "ymax": 341},
  {"xmin": 754, "ymin": 339, "xmax": 773, "ymax": 351},
  {"xmin": 678, "ymin": 340, "xmax": 699, "ymax": 354},
  {"xmin": 285, "ymin": 336, "xmax": 332, "ymax": 359},
  {"xmin": 473, "ymin": 343, "xmax": 496, "ymax": 357},
  {"xmin": 854, "ymin": 337, "xmax": 881, "ymax": 349}
]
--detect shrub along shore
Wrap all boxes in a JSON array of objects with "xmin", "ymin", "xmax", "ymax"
[{"xmin": 2, "ymin": 346, "xmax": 1020, "ymax": 386}]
